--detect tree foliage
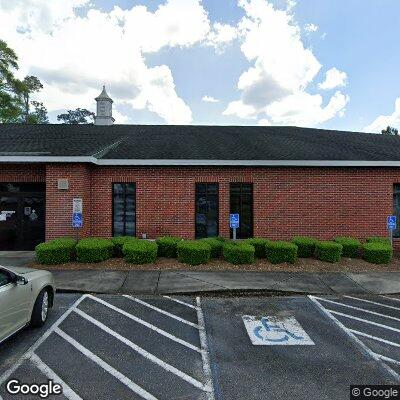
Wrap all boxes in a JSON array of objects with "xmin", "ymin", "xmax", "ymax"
[
  {"xmin": 57, "ymin": 108, "xmax": 95, "ymax": 124},
  {"xmin": 381, "ymin": 126, "xmax": 399, "ymax": 136},
  {"xmin": 0, "ymin": 39, "xmax": 48, "ymax": 124}
]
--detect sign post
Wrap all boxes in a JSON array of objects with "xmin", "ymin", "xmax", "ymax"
[
  {"xmin": 72, "ymin": 198, "xmax": 83, "ymax": 240},
  {"xmin": 387, "ymin": 215, "xmax": 397, "ymax": 247},
  {"xmin": 230, "ymin": 213, "xmax": 239, "ymax": 240}
]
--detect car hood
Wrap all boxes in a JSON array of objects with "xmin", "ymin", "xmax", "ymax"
[{"xmin": 2, "ymin": 265, "xmax": 39, "ymax": 275}]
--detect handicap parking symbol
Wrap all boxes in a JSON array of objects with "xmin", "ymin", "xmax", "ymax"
[{"xmin": 242, "ymin": 315, "xmax": 314, "ymax": 346}]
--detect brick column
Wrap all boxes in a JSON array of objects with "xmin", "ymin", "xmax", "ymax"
[{"xmin": 45, "ymin": 164, "xmax": 92, "ymax": 240}]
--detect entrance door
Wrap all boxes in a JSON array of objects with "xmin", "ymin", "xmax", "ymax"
[{"xmin": 0, "ymin": 183, "xmax": 45, "ymax": 250}]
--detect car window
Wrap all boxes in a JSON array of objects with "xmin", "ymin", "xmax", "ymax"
[{"xmin": 0, "ymin": 271, "xmax": 11, "ymax": 287}]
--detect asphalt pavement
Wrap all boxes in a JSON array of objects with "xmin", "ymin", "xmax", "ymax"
[{"xmin": 1, "ymin": 293, "xmax": 399, "ymax": 400}]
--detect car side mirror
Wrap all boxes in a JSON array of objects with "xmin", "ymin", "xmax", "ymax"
[{"xmin": 14, "ymin": 275, "xmax": 28, "ymax": 285}]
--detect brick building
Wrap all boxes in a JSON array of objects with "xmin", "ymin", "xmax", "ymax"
[{"xmin": 1, "ymin": 87, "xmax": 400, "ymax": 250}]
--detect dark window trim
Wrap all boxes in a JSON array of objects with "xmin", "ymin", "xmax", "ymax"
[
  {"xmin": 112, "ymin": 182, "xmax": 136, "ymax": 237},
  {"xmin": 195, "ymin": 182, "xmax": 219, "ymax": 239},
  {"xmin": 229, "ymin": 182, "xmax": 254, "ymax": 239},
  {"xmin": 393, "ymin": 184, "xmax": 400, "ymax": 238}
]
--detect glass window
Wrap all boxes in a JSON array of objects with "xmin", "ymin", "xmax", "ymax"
[
  {"xmin": 0, "ymin": 270, "xmax": 11, "ymax": 287},
  {"xmin": 195, "ymin": 183, "xmax": 219, "ymax": 238},
  {"xmin": 113, "ymin": 183, "xmax": 136, "ymax": 236},
  {"xmin": 393, "ymin": 184, "xmax": 400, "ymax": 238},
  {"xmin": 230, "ymin": 183, "xmax": 253, "ymax": 239}
]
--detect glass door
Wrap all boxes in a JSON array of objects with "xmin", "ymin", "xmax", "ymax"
[
  {"xmin": 230, "ymin": 183, "xmax": 253, "ymax": 239},
  {"xmin": 0, "ymin": 196, "xmax": 20, "ymax": 250}
]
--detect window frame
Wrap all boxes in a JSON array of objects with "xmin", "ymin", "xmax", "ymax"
[
  {"xmin": 393, "ymin": 184, "xmax": 400, "ymax": 238},
  {"xmin": 195, "ymin": 182, "xmax": 219, "ymax": 239},
  {"xmin": 229, "ymin": 182, "xmax": 254, "ymax": 239},
  {"xmin": 112, "ymin": 183, "xmax": 137, "ymax": 237}
]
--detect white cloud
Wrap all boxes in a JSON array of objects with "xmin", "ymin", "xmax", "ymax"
[
  {"xmin": 206, "ymin": 22, "xmax": 237, "ymax": 51},
  {"xmin": 224, "ymin": 0, "xmax": 349, "ymax": 127},
  {"xmin": 364, "ymin": 98, "xmax": 400, "ymax": 133},
  {"xmin": 0, "ymin": 0, "xmax": 212, "ymax": 124},
  {"xmin": 202, "ymin": 95, "xmax": 219, "ymax": 103},
  {"xmin": 304, "ymin": 23, "xmax": 318, "ymax": 33},
  {"xmin": 318, "ymin": 67, "xmax": 347, "ymax": 90}
]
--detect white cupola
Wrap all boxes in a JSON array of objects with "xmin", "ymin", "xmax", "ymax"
[{"xmin": 94, "ymin": 85, "xmax": 115, "ymax": 125}]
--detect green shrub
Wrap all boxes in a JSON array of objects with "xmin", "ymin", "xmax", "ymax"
[
  {"xmin": 265, "ymin": 241, "xmax": 298, "ymax": 264},
  {"xmin": 292, "ymin": 236, "xmax": 318, "ymax": 258},
  {"xmin": 315, "ymin": 241, "xmax": 343, "ymax": 263},
  {"xmin": 334, "ymin": 237, "xmax": 361, "ymax": 258},
  {"xmin": 223, "ymin": 242, "xmax": 255, "ymax": 264},
  {"xmin": 177, "ymin": 240, "xmax": 211, "ymax": 265},
  {"xmin": 123, "ymin": 240, "xmax": 158, "ymax": 264},
  {"xmin": 366, "ymin": 236, "xmax": 391, "ymax": 245},
  {"xmin": 76, "ymin": 238, "xmax": 114, "ymax": 263},
  {"xmin": 244, "ymin": 238, "xmax": 270, "ymax": 258},
  {"xmin": 200, "ymin": 238, "xmax": 223, "ymax": 258},
  {"xmin": 35, "ymin": 238, "xmax": 77, "ymax": 265},
  {"xmin": 215, "ymin": 236, "xmax": 227, "ymax": 242},
  {"xmin": 112, "ymin": 236, "xmax": 138, "ymax": 257},
  {"xmin": 363, "ymin": 242, "xmax": 392, "ymax": 264},
  {"xmin": 156, "ymin": 236, "xmax": 182, "ymax": 258}
]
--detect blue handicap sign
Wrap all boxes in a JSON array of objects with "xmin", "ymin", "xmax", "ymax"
[
  {"xmin": 72, "ymin": 212, "xmax": 83, "ymax": 228},
  {"xmin": 387, "ymin": 215, "xmax": 397, "ymax": 230},
  {"xmin": 230, "ymin": 213, "xmax": 239, "ymax": 229},
  {"xmin": 253, "ymin": 317, "xmax": 304, "ymax": 343}
]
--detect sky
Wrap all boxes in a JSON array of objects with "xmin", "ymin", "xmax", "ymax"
[{"xmin": 0, "ymin": 0, "xmax": 399, "ymax": 132}]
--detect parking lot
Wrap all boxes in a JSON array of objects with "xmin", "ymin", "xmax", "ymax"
[{"xmin": 0, "ymin": 294, "xmax": 399, "ymax": 399}]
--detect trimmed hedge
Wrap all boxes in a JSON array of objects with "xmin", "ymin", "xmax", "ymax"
[
  {"xmin": 76, "ymin": 238, "xmax": 114, "ymax": 263},
  {"xmin": 292, "ymin": 236, "xmax": 318, "ymax": 258},
  {"xmin": 363, "ymin": 242, "xmax": 392, "ymax": 264},
  {"xmin": 223, "ymin": 242, "xmax": 255, "ymax": 265},
  {"xmin": 244, "ymin": 238, "xmax": 270, "ymax": 258},
  {"xmin": 366, "ymin": 236, "xmax": 391, "ymax": 245},
  {"xmin": 177, "ymin": 240, "xmax": 211, "ymax": 265},
  {"xmin": 156, "ymin": 236, "xmax": 182, "ymax": 258},
  {"xmin": 334, "ymin": 237, "xmax": 361, "ymax": 258},
  {"xmin": 315, "ymin": 241, "xmax": 343, "ymax": 263},
  {"xmin": 112, "ymin": 236, "xmax": 138, "ymax": 257},
  {"xmin": 200, "ymin": 238, "xmax": 223, "ymax": 258},
  {"xmin": 35, "ymin": 238, "xmax": 77, "ymax": 265},
  {"xmin": 123, "ymin": 240, "xmax": 158, "ymax": 264},
  {"xmin": 265, "ymin": 241, "xmax": 298, "ymax": 264}
]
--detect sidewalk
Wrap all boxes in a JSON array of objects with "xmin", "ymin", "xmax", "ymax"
[{"xmin": 50, "ymin": 270, "xmax": 400, "ymax": 295}]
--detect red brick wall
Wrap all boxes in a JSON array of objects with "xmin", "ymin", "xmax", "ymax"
[
  {"xmin": 1, "ymin": 163, "xmax": 400, "ymax": 242},
  {"xmin": 45, "ymin": 164, "xmax": 91, "ymax": 240}
]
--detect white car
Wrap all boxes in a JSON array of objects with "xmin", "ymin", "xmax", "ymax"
[{"xmin": 0, "ymin": 265, "xmax": 55, "ymax": 344}]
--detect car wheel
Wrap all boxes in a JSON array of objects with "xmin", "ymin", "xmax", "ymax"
[{"xmin": 30, "ymin": 289, "xmax": 49, "ymax": 328}]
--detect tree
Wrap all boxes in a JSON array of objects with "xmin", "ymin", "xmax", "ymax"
[
  {"xmin": 381, "ymin": 126, "xmax": 399, "ymax": 136},
  {"xmin": 16, "ymin": 75, "xmax": 44, "ymax": 123},
  {"xmin": 57, "ymin": 108, "xmax": 95, "ymax": 124},
  {"xmin": 0, "ymin": 39, "xmax": 22, "ymax": 123}
]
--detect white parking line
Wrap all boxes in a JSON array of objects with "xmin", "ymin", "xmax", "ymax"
[
  {"xmin": 344, "ymin": 296, "xmax": 400, "ymax": 312},
  {"xmin": 314, "ymin": 296, "xmax": 400, "ymax": 323},
  {"xmin": 55, "ymin": 328, "xmax": 158, "ymax": 400},
  {"xmin": 30, "ymin": 353, "xmax": 83, "ymax": 400},
  {"xmin": 309, "ymin": 296, "xmax": 400, "ymax": 382},
  {"xmin": 86, "ymin": 295, "xmax": 202, "ymax": 353},
  {"xmin": 375, "ymin": 354, "xmax": 400, "ymax": 367},
  {"xmin": 326, "ymin": 309, "xmax": 400, "ymax": 334},
  {"xmin": 0, "ymin": 295, "xmax": 88, "ymax": 389},
  {"xmin": 124, "ymin": 295, "xmax": 201, "ymax": 329},
  {"xmin": 74, "ymin": 308, "xmax": 207, "ymax": 391},
  {"xmin": 163, "ymin": 295, "xmax": 199, "ymax": 310},
  {"xmin": 348, "ymin": 329, "xmax": 400, "ymax": 348},
  {"xmin": 196, "ymin": 297, "xmax": 215, "ymax": 400},
  {"xmin": 381, "ymin": 296, "xmax": 400, "ymax": 303}
]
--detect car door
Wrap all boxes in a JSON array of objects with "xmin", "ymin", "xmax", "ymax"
[{"xmin": 0, "ymin": 269, "xmax": 32, "ymax": 343}]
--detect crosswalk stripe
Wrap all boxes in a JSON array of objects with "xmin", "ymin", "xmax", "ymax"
[
  {"xmin": 74, "ymin": 308, "xmax": 207, "ymax": 391},
  {"xmin": 55, "ymin": 328, "xmax": 158, "ymax": 400},
  {"xmin": 86, "ymin": 295, "xmax": 202, "ymax": 352},
  {"xmin": 124, "ymin": 295, "xmax": 201, "ymax": 329}
]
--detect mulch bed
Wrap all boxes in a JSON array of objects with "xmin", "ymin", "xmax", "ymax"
[{"xmin": 30, "ymin": 256, "xmax": 399, "ymax": 272}]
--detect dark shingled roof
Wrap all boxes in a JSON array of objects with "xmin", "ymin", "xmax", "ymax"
[{"xmin": 0, "ymin": 123, "xmax": 400, "ymax": 162}]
